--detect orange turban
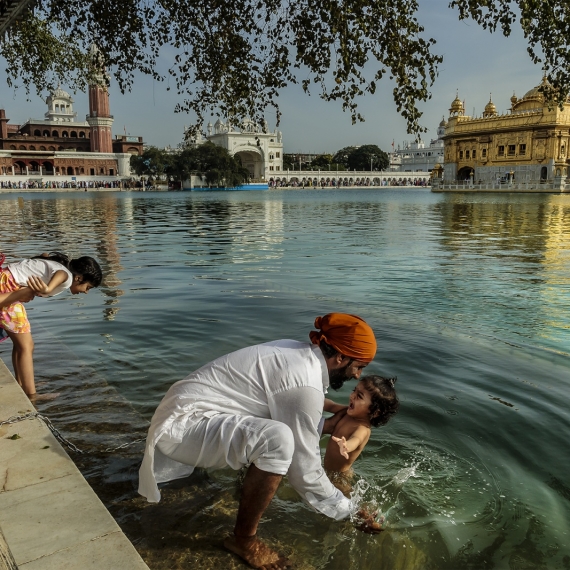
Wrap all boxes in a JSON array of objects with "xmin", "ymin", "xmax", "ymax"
[{"xmin": 309, "ymin": 313, "xmax": 377, "ymax": 363}]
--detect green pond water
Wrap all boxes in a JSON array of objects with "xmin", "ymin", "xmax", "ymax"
[{"xmin": 0, "ymin": 188, "xmax": 569, "ymax": 569}]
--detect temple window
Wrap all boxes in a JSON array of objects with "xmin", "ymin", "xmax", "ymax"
[
  {"xmin": 276, "ymin": 152, "xmax": 280, "ymax": 158},
  {"xmin": 459, "ymin": 150, "xmax": 464, "ymax": 159},
  {"xmin": 508, "ymin": 145, "xmax": 516, "ymax": 156},
  {"xmin": 466, "ymin": 150, "xmax": 470, "ymax": 159},
  {"xmin": 34, "ymin": 129, "xmax": 41, "ymax": 136},
  {"xmin": 498, "ymin": 145, "xmax": 505, "ymax": 156},
  {"xmin": 519, "ymin": 144, "xmax": 526, "ymax": 155},
  {"xmin": 482, "ymin": 149, "xmax": 487, "ymax": 158},
  {"xmin": 472, "ymin": 149, "xmax": 476, "ymax": 158}
]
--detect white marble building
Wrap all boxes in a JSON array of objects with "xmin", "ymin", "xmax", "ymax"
[
  {"xmin": 390, "ymin": 119, "xmax": 445, "ymax": 172},
  {"xmin": 188, "ymin": 118, "xmax": 283, "ymax": 180}
]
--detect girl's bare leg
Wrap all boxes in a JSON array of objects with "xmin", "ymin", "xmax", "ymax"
[{"xmin": 6, "ymin": 331, "xmax": 35, "ymax": 395}]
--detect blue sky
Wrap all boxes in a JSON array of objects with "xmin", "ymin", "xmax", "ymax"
[{"xmin": 0, "ymin": 1, "xmax": 543, "ymax": 153}]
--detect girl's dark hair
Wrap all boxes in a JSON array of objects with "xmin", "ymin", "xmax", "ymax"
[
  {"xmin": 33, "ymin": 252, "xmax": 103, "ymax": 287},
  {"xmin": 360, "ymin": 375, "xmax": 400, "ymax": 427}
]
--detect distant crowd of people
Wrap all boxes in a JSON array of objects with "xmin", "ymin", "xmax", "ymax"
[
  {"xmin": 0, "ymin": 180, "xmax": 125, "ymax": 190},
  {"xmin": 269, "ymin": 177, "xmax": 429, "ymax": 188}
]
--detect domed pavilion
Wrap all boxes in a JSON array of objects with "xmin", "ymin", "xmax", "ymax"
[{"xmin": 440, "ymin": 78, "xmax": 570, "ymax": 190}]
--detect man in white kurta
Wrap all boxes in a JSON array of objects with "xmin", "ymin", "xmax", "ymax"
[{"xmin": 139, "ymin": 313, "xmax": 378, "ymax": 569}]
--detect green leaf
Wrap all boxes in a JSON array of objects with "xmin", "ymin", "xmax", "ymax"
[{"xmin": 1, "ymin": 0, "xmax": 569, "ymax": 134}]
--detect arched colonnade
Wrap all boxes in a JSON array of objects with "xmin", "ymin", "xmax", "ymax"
[{"xmin": 269, "ymin": 171, "xmax": 431, "ymax": 188}]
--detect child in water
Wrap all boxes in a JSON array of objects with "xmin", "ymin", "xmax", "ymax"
[
  {"xmin": 324, "ymin": 375, "xmax": 399, "ymax": 493},
  {"xmin": 0, "ymin": 252, "xmax": 102, "ymax": 399}
]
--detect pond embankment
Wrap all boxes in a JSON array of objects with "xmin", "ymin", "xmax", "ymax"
[{"xmin": 0, "ymin": 358, "xmax": 149, "ymax": 570}]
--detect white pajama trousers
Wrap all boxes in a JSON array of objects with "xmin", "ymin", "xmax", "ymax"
[{"xmin": 156, "ymin": 413, "xmax": 295, "ymax": 476}]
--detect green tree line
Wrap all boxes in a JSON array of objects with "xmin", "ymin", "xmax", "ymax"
[
  {"xmin": 130, "ymin": 142, "xmax": 250, "ymax": 188},
  {"xmin": 284, "ymin": 145, "xmax": 389, "ymax": 171}
]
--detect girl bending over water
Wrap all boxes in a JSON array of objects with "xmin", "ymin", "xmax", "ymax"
[
  {"xmin": 324, "ymin": 375, "xmax": 399, "ymax": 494},
  {"xmin": 0, "ymin": 252, "xmax": 102, "ymax": 399}
]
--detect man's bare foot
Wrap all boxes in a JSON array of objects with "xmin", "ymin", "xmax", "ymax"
[
  {"xmin": 29, "ymin": 393, "xmax": 61, "ymax": 403},
  {"xmin": 224, "ymin": 534, "xmax": 291, "ymax": 569}
]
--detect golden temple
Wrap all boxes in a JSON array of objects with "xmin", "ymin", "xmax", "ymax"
[{"xmin": 435, "ymin": 77, "xmax": 570, "ymax": 192}]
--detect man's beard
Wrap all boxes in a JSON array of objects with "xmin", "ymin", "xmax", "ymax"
[{"xmin": 328, "ymin": 362, "xmax": 353, "ymax": 390}]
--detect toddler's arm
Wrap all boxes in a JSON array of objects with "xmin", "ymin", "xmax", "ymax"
[
  {"xmin": 324, "ymin": 398, "xmax": 348, "ymax": 414},
  {"xmin": 26, "ymin": 271, "xmax": 69, "ymax": 296},
  {"xmin": 0, "ymin": 287, "xmax": 35, "ymax": 306},
  {"xmin": 332, "ymin": 426, "xmax": 370, "ymax": 459}
]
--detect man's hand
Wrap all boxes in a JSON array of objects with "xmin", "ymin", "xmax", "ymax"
[
  {"xmin": 322, "ymin": 407, "xmax": 347, "ymax": 435},
  {"xmin": 332, "ymin": 436, "xmax": 349, "ymax": 459},
  {"xmin": 354, "ymin": 509, "xmax": 384, "ymax": 534},
  {"xmin": 26, "ymin": 276, "xmax": 50, "ymax": 295}
]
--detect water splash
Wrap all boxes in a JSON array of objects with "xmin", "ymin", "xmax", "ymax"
[
  {"xmin": 348, "ymin": 464, "xmax": 419, "ymax": 526},
  {"xmin": 391, "ymin": 464, "xmax": 418, "ymax": 486}
]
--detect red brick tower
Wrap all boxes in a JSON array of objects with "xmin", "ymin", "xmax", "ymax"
[
  {"xmin": 0, "ymin": 109, "xmax": 8, "ymax": 141},
  {"xmin": 86, "ymin": 46, "xmax": 114, "ymax": 153}
]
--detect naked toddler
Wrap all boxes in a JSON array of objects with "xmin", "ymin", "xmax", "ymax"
[{"xmin": 324, "ymin": 375, "xmax": 399, "ymax": 493}]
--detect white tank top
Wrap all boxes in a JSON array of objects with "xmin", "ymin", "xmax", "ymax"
[{"xmin": 7, "ymin": 258, "xmax": 73, "ymax": 297}]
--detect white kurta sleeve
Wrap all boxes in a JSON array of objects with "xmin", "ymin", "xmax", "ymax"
[{"xmin": 268, "ymin": 386, "xmax": 352, "ymax": 521}]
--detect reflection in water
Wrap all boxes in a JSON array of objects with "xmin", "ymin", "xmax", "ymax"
[
  {"xmin": 0, "ymin": 190, "xmax": 569, "ymax": 569},
  {"xmin": 432, "ymin": 194, "xmax": 570, "ymax": 352},
  {"xmin": 0, "ymin": 194, "xmax": 125, "ymax": 321},
  {"xmin": 94, "ymin": 196, "xmax": 124, "ymax": 321}
]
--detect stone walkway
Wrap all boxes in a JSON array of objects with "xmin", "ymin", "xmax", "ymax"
[{"xmin": 0, "ymin": 358, "xmax": 149, "ymax": 569}]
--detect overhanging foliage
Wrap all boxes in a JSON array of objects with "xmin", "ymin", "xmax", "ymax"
[{"xmin": 1, "ymin": 0, "xmax": 570, "ymax": 134}]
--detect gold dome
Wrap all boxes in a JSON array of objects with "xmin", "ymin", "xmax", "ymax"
[
  {"xmin": 511, "ymin": 77, "xmax": 551, "ymax": 112},
  {"xmin": 483, "ymin": 95, "xmax": 497, "ymax": 117},
  {"xmin": 449, "ymin": 93, "xmax": 464, "ymax": 116},
  {"xmin": 522, "ymin": 76, "xmax": 550, "ymax": 101}
]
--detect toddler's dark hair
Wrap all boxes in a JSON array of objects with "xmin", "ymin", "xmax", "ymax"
[
  {"xmin": 360, "ymin": 375, "xmax": 399, "ymax": 427},
  {"xmin": 33, "ymin": 252, "xmax": 103, "ymax": 287}
]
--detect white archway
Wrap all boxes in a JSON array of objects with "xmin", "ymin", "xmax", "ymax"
[{"xmin": 232, "ymin": 146, "xmax": 265, "ymax": 180}]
